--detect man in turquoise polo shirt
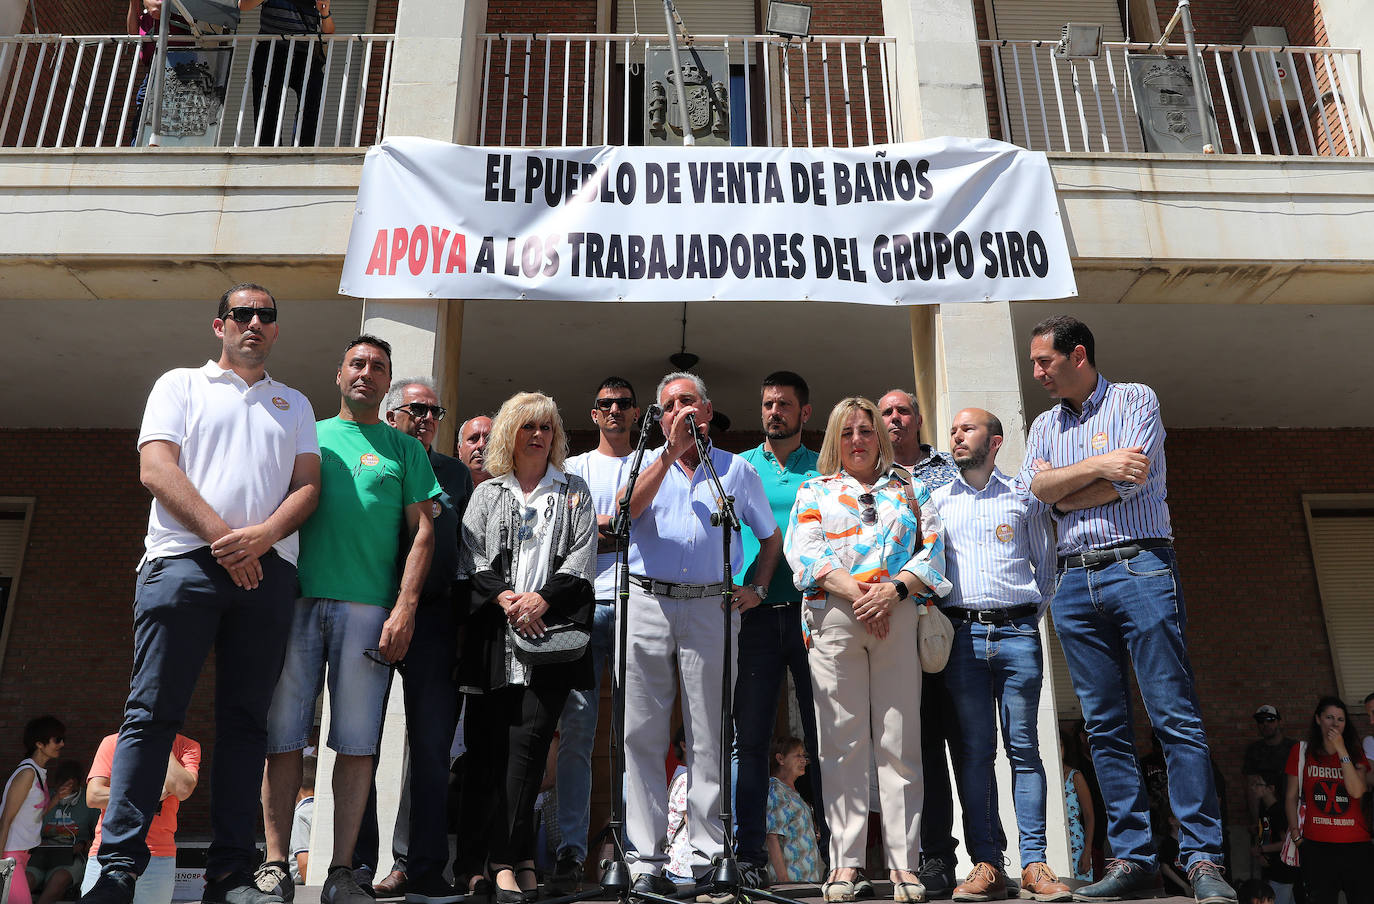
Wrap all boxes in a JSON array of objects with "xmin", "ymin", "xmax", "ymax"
[
  {"xmin": 734, "ymin": 370, "xmax": 828, "ymax": 880},
  {"xmin": 260, "ymin": 335, "xmax": 441, "ymax": 904}
]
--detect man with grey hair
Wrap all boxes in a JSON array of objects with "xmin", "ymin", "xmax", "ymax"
[
  {"xmin": 620, "ymin": 372, "xmax": 781, "ymax": 898},
  {"xmin": 344, "ymin": 379, "xmax": 472, "ymax": 903}
]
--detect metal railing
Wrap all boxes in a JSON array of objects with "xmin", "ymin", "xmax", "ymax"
[
  {"xmin": 981, "ymin": 40, "xmax": 1372, "ymax": 157},
  {"xmin": 0, "ymin": 32, "xmax": 394, "ymax": 148},
  {"xmin": 478, "ymin": 32, "xmax": 901, "ymax": 148}
]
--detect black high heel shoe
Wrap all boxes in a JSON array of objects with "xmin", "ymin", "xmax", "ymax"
[
  {"xmin": 514, "ymin": 866, "xmax": 540, "ymax": 904},
  {"xmin": 490, "ymin": 866, "xmax": 525, "ymax": 904}
]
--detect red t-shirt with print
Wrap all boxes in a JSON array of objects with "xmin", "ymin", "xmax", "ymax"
[{"xmin": 1286, "ymin": 742, "xmax": 1371, "ymax": 844}]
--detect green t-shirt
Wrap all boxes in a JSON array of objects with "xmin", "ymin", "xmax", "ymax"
[{"xmin": 299, "ymin": 417, "xmax": 442, "ymax": 607}]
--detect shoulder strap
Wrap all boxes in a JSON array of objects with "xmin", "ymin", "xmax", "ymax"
[
  {"xmin": 892, "ymin": 466, "xmax": 922, "ymax": 534},
  {"xmin": 1297, "ymin": 741, "xmax": 1307, "ymax": 802}
]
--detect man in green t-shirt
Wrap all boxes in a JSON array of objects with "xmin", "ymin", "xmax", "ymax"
[{"xmin": 259, "ymin": 335, "xmax": 441, "ymax": 904}]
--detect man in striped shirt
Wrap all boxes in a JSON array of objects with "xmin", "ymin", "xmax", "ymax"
[
  {"xmin": 1020, "ymin": 315, "xmax": 1234, "ymax": 904},
  {"xmin": 932, "ymin": 408, "xmax": 1070, "ymax": 904}
]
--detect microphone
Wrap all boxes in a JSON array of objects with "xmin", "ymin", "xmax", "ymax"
[
  {"xmin": 684, "ymin": 412, "xmax": 698, "ymax": 433},
  {"xmin": 644, "ymin": 403, "xmax": 664, "ymax": 423}
]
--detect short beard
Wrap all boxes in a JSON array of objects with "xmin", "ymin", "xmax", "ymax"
[
  {"xmin": 765, "ymin": 421, "xmax": 800, "ymax": 440},
  {"xmin": 955, "ymin": 441, "xmax": 990, "ymax": 471}
]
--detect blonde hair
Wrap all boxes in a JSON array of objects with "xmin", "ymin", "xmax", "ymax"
[
  {"xmin": 816, "ymin": 396, "xmax": 894, "ymax": 477},
  {"xmin": 483, "ymin": 391, "xmax": 569, "ymax": 476}
]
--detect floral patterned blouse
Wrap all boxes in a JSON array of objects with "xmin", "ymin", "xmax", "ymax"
[
  {"xmin": 766, "ymin": 777, "xmax": 823, "ymax": 883},
  {"xmin": 784, "ymin": 466, "xmax": 951, "ymax": 606}
]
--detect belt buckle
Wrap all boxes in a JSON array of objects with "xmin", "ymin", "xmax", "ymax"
[
  {"xmin": 670, "ymin": 584, "xmax": 693, "ymax": 600},
  {"xmin": 974, "ymin": 609, "xmax": 998, "ymax": 625}
]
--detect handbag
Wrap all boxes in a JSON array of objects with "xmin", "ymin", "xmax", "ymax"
[
  {"xmin": 1278, "ymin": 741, "xmax": 1305, "ymax": 868},
  {"xmin": 501, "ymin": 479, "xmax": 591, "ymax": 666},
  {"xmin": 917, "ymin": 601, "xmax": 955, "ymax": 673},
  {"xmin": 507, "ymin": 619, "xmax": 591, "ymax": 665},
  {"xmin": 893, "ymin": 466, "xmax": 954, "ymax": 673}
]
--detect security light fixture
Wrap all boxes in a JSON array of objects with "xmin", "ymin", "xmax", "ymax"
[
  {"xmin": 1054, "ymin": 23, "xmax": 1103, "ymax": 59},
  {"xmin": 766, "ymin": 0, "xmax": 813, "ymax": 39}
]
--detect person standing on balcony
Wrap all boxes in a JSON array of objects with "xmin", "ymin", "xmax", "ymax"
[
  {"xmin": 124, "ymin": 0, "xmax": 195, "ymax": 144},
  {"xmin": 81, "ymin": 283, "xmax": 320, "ymax": 904},
  {"xmin": 1020, "ymin": 315, "xmax": 1235, "ymax": 904},
  {"xmin": 238, "ymin": 0, "xmax": 335, "ymax": 147}
]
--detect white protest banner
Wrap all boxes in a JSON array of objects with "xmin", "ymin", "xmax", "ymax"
[{"xmin": 340, "ymin": 136, "xmax": 1076, "ymax": 305}]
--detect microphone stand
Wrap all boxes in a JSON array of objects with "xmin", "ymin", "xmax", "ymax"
[
  {"xmin": 543, "ymin": 405, "xmax": 678, "ymax": 904},
  {"xmin": 686, "ymin": 415, "xmax": 808, "ymax": 904}
]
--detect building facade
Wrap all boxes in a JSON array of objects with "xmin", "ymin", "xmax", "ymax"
[{"xmin": 2, "ymin": 0, "xmax": 1372, "ymax": 877}]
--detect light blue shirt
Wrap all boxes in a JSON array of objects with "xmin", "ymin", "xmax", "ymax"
[
  {"xmin": 931, "ymin": 468, "xmax": 1055, "ymax": 614},
  {"xmin": 628, "ymin": 443, "xmax": 778, "ymax": 585},
  {"xmin": 565, "ymin": 447, "xmax": 636, "ymax": 600}
]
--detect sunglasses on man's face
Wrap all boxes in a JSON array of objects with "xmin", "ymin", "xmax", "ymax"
[
  {"xmin": 223, "ymin": 306, "xmax": 278, "ymax": 324},
  {"xmin": 397, "ymin": 402, "xmax": 447, "ymax": 421},
  {"xmin": 1255, "ymin": 715, "xmax": 1278, "ymax": 723},
  {"xmin": 858, "ymin": 493, "xmax": 877, "ymax": 525},
  {"xmin": 596, "ymin": 397, "xmax": 635, "ymax": 411}
]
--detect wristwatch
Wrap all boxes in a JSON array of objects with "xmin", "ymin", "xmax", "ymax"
[
  {"xmin": 889, "ymin": 578, "xmax": 910, "ymax": 600},
  {"xmin": 749, "ymin": 583, "xmax": 768, "ymax": 601}
]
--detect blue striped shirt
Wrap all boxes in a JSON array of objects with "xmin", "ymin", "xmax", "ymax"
[
  {"xmin": 1018, "ymin": 375, "xmax": 1172, "ymax": 555},
  {"xmin": 932, "ymin": 469, "xmax": 1054, "ymax": 613}
]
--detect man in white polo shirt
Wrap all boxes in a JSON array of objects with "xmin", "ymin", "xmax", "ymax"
[{"xmin": 83, "ymin": 283, "xmax": 321, "ymax": 904}]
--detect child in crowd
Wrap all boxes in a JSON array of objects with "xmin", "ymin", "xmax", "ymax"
[
  {"xmin": 764, "ymin": 737, "xmax": 823, "ymax": 884},
  {"xmin": 289, "ymin": 755, "xmax": 317, "ymax": 885},
  {"xmin": 1237, "ymin": 879, "xmax": 1277, "ymax": 904},
  {"xmin": 26, "ymin": 759, "xmax": 97, "ymax": 904},
  {"xmin": 1, "ymin": 716, "xmax": 66, "ymax": 904}
]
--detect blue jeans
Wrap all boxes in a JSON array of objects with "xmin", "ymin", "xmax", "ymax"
[
  {"xmin": 1051, "ymin": 546, "xmax": 1224, "ymax": 870},
  {"xmin": 942, "ymin": 615, "xmax": 1048, "ymax": 868},
  {"xmin": 554, "ymin": 601, "xmax": 615, "ymax": 861},
  {"xmin": 733, "ymin": 602, "xmax": 827, "ymax": 866},
  {"xmin": 99, "ymin": 548, "xmax": 294, "ymax": 878}
]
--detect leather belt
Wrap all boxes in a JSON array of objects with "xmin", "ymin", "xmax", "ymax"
[
  {"xmin": 762, "ymin": 599, "xmax": 801, "ymax": 608},
  {"xmin": 945, "ymin": 603, "xmax": 1039, "ymax": 625},
  {"xmin": 630, "ymin": 575, "xmax": 729, "ymax": 600},
  {"xmin": 1058, "ymin": 538, "xmax": 1172, "ymax": 570}
]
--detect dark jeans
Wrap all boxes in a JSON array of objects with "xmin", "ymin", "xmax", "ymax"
[
  {"xmin": 920, "ymin": 670, "xmax": 1006, "ymax": 863},
  {"xmin": 733, "ymin": 602, "xmax": 827, "ymax": 865},
  {"xmin": 99, "ymin": 547, "xmax": 294, "ymax": 878},
  {"xmin": 250, "ymin": 38, "xmax": 326, "ymax": 147},
  {"xmin": 1299, "ymin": 839, "xmax": 1373, "ymax": 904},
  {"xmin": 461, "ymin": 682, "xmax": 570, "ymax": 867},
  {"xmin": 355, "ymin": 600, "xmax": 460, "ymax": 880}
]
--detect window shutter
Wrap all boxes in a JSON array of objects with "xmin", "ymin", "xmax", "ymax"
[{"xmin": 1305, "ymin": 503, "xmax": 1374, "ymax": 703}]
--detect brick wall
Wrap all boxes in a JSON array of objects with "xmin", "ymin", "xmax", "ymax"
[
  {"xmin": 0, "ymin": 429, "xmax": 218, "ymax": 837},
  {"xmin": 3, "ymin": 424, "xmax": 1370, "ymax": 840}
]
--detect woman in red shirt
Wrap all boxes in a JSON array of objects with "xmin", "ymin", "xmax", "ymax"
[{"xmin": 1284, "ymin": 696, "xmax": 1372, "ymax": 904}]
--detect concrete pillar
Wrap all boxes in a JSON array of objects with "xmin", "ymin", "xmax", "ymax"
[
  {"xmin": 307, "ymin": 0, "xmax": 484, "ymax": 882},
  {"xmin": 882, "ymin": 0, "xmax": 1069, "ymax": 879}
]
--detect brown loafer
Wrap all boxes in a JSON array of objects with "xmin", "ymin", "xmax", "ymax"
[
  {"xmin": 1018, "ymin": 864, "xmax": 1071, "ymax": 903},
  {"xmin": 953, "ymin": 863, "xmax": 1008, "ymax": 902},
  {"xmin": 373, "ymin": 870, "xmax": 410, "ymax": 898}
]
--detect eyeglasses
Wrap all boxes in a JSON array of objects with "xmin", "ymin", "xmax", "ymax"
[
  {"xmin": 1254, "ymin": 715, "xmax": 1278, "ymax": 723},
  {"xmin": 595, "ymin": 397, "xmax": 636, "ymax": 411},
  {"xmin": 223, "ymin": 306, "xmax": 278, "ymax": 324},
  {"xmin": 363, "ymin": 648, "xmax": 405, "ymax": 671},
  {"xmin": 858, "ymin": 493, "xmax": 877, "ymax": 525},
  {"xmin": 397, "ymin": 402, "xmax": 447, "ymax": 421}
]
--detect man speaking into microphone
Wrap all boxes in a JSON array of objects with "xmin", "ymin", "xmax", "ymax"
[{"xmin": 619, "ymin": 372, "xmax": 781, "ymax": 898}]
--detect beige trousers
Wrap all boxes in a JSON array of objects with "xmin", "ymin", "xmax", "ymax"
[{"xmin": 806, "ymin": 596, "xmax": 924, "ymax": 869}]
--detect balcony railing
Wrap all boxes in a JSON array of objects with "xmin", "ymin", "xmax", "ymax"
[
  {"xmin": 980, "ymin": 40, "xmax": 1371, "ymax": 157},
  {"xmin": 0, "ymin": 32, "xmax": 393, "ymax": 149},
  {"xmin": 478, "ymin": 33, "xmax": 901, "ymax": 148}
]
